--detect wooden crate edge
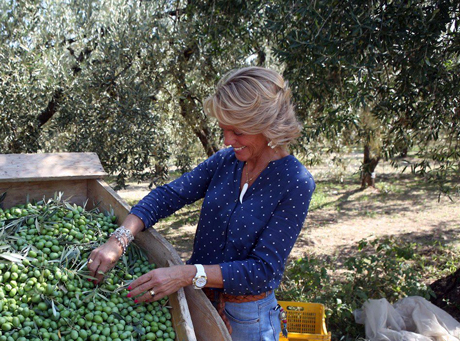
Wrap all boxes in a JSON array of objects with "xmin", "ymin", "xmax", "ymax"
[{"xmin": 0, "ymin": 152, "xmax": 107, "ymax": 183}]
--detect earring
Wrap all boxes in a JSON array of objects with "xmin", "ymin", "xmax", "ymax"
[{"xmin": 268, "ymin": 141, "xmax": 276, "ymax": 149}]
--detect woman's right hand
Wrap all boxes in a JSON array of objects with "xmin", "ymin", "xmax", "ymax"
[
  {"xmin": 87, "ymin": 237, "xmax": 123, "ymax": 285},
  {"xmin": 87, "ymin": 214, "xmax": 144, "ymax": 285}
]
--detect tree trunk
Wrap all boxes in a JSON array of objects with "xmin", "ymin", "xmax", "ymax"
[
  {"xmin": 8, "ymin": 88, "xmax": 63, "ymax": 153},
  {"xmin": 361, "ymin": 144, "xmax": 381, "ymax": 189},
  {"xmin": 176, "ymin": 43, "xmax": 220, "ymax": 157},
  {"xmin": 177, "ymin": 95, "xmax": 220, "ymax": 157},
  {"xmin": 8, "ymin": 125, "xmax": 41, "ymax": 154},
  {"xmin": 429, "ymin": 267, "xmax": 460, "ymax": 322},
  {"xmin": 399, "ymin": 146, "xmax": 408, "ymax": 158}
]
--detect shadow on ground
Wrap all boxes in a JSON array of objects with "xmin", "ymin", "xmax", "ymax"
[
  {"xmin": 308, "ymin": 173, "xmax": 457, "ymax": 228},
  {"xmin": 324, "ymin": 223, "xmax": 460, "ymax": 265}
]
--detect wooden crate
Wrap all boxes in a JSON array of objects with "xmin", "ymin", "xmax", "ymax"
[{"xmin": 0, "ymin": 152, "xmax": 231, "ymax": 341}]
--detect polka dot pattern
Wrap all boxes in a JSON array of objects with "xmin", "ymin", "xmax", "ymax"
[{"xmin": 130, "ymin": 148, "xmax": 315, "ymax": 295}]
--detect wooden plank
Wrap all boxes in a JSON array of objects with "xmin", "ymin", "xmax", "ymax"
[
  {"xmin": 168, "ymin": 260, "xmax": 198, "ymax": 341},
  {"xmin": 169, "ymin": 286, "xmax": 197, "ymax": 341},
  {"xmin": 0, "ymin": 152, "xmax": 107, "ymax": 182},
  {"xmin": 0, "ymin": 179, "xmax": 88, "ymax": 209},
  {"xmin": 183, "ymin": 286, "xmax": 232, "ymax": 341},
  {"xmin": 86, "ymin": 179, "xmax": 131, "ymax": 223}
]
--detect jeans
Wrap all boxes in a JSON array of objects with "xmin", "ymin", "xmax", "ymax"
[{"xmin": 224, "ymin": 292, "xmax": 281, "ymax": 341}]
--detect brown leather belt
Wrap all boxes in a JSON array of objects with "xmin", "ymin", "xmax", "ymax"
[
  {"xmin": 202, "ymin": 288, "xmax": 274, "ymax": 335},
  {"xmin": 203, "ymin": 288, "xmax": 273, "ymax": 303}
]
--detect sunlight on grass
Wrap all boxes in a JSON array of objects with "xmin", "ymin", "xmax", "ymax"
[
  {"xmin": 125, "ymin": 198, "xmax": 139, "ymax": 207},
  {"xmin": 309, "ymin": 184, "xmax": 333, "ymax": 211},
  {"xmin": 376, "ymin": 182, "xmax": 406, "ymax": 195},
  {"xmin": 156, "ymin": 200, "xmax": 203, "ymax": 228}
]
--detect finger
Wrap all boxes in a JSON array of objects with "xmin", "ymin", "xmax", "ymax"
[
  {"xmin": 87, "ymin": 257, "xmax": 100, "ymax": 280},
  {"xmin": 129, "ymin": 280, "xmax": 156, "ymax": 298},
  {"xmin": 141, "ymin": 287, "xmax": 159, "ymax": 303},
  {"xmin": 137, "ymin": 288, "xmax": 168, "ymax": 304},
  {"xmin": 134, "ymin": 276, "xmax": 179, "ymax": 304},
  {"xmin": 91, "ymin": 261, "xmax": 112, "ymax": 285},
  {"xmin": 128, "ymin": 273, "xmax": 155, "ymax": 296},
  {"xmin": 87, "ymin": 247, "xmax": 119, "ymax": 284},
  {"xmin": 95, "ymin": 267, "xmax": 111, "ymax": 284},
  {"xmin": 87, "ymin": 248, "xmax": 104, "ymax": 275}
]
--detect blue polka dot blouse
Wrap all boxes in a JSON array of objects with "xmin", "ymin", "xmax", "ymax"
[{"xmin": 130, "ymin": 148, "xmax": 316, "ymax": 295}]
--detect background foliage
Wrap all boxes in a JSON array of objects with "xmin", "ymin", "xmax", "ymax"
[
  {"xmin": 266, "ymin": 0, "xmax": 460, "ymax": 188},
  {"xmin": 1, "ymin": 0, "xmax": 459, "ymax": 190},
  {"xmin": 1, "ymin": 0, "xmax": 266, "ymax": 187}
]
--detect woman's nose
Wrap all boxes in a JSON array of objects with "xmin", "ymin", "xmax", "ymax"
[{"xmin": 223, "ymin": 131, "xmax": 235, "ymax": 146}]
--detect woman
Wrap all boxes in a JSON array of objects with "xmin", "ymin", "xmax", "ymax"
[{"xmin": 88, "ymin": 66, "xmax": 316, "ymax": 340}]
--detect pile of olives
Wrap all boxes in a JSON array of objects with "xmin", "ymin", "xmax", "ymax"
[{"xmin": 0, "ymin": 198, "xmax": 176, "ymax": 341}]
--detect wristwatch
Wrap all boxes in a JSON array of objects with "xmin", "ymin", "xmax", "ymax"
[{"xmin": 192, "ymin": 264, "xmax": 207, "ymax": 289}]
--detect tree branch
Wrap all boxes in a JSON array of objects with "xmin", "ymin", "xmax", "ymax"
[{"xmin": 37, "ymin": 88, "xmax": 64, "ymax": 128}]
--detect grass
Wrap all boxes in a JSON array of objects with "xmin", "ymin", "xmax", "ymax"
[
  {"xmin": 309, "ymin": 184, "xmax": 331, "ymax": 211},
  {"xmin": 155, "ymin": 200, "xmax": 202, "ymax": 229},
  {"xmin": 125, "ymin": 198, "xmax": 139, "ymax": 207},
  {"xmin": 279, "ymin": 236, "xmax": 460, "ymax": 340},
  {"xmin": 112, "ymin": 153, "xmax": 459, "ymax": 231}
]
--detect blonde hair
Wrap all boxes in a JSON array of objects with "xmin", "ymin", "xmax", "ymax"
[{"xmin": 203, "ymin": 66, "xmax": 301, "ymax": 147}]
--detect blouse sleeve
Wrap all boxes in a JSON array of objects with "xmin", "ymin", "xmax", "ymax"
[
  {"xmin": 219, "ymin": 172, "xmax": 315, "ymax": 295},
  {"xmin": 129, "ymin": 152, "xmax": 222, "ymax": 230}
]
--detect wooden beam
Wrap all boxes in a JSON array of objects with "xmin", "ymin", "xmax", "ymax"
[
  {"xmin": 0, "ymin": 179, "xmax": 88, "ymax": 209},
  {"xmin": 0, "ymin": 153, "xmax": 107, "ymax": 183}
]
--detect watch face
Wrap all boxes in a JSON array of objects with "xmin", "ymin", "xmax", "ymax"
[{"xmin": 195, "ymin": 277, "xmax": 207, "ymax": 288}]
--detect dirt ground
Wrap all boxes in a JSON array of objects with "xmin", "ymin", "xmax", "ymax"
[{"xmin": 293, "ymin": 182, "xmax": 460, "ymax": 262}]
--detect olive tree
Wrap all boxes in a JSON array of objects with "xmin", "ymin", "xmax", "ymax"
[
  {"xmin": 266, "ymin": 0, "xmax": 460, "ymax": 190},
  {"xmin": 0, "ymin": 0, "xmax": 267, "ymax": 187}
]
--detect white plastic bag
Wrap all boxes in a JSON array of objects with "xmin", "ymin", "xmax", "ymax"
[
  {"xmin": 395, "ymin": 297, "xmax": 460, "ymax": 340},
  {"xmin": 354, "ymin": 296, "xmax": 460, "ymax": 341}
]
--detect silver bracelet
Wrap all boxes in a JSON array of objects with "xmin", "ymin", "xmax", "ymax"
[
  {"xmin": 112, "ymin": 233, "xmax": 127, "ymax": 256},
  {"xmin": 110, "ymin": 226, "xmax": 134, "ymax": 256},
  {"xmin": 118, "ymin": 225, "xmax": 135, "ymax": 244}
]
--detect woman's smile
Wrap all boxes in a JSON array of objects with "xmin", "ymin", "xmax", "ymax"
[{"xmin": 233, "ymin": 146, "xmax": 246, "ymax": 151}]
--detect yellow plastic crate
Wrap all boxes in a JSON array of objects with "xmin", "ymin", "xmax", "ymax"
[{"xmin": 278, "ymin": 301, "xmax": 332, "ymax": 341}]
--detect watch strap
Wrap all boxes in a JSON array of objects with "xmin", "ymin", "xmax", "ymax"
[
  {"xmin": 195, "ymin": 264, "xmax": 205, "ymax": 276},
  {"xmin": 193, "ymin": 264, "xmax": 207, "ymax": 289}
]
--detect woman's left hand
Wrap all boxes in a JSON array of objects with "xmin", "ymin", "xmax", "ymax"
[{"xmin": 127, "ymin": 265, "xmax": 195, "ymax": 303}]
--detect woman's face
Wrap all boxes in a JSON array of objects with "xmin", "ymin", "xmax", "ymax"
[{"xmin": 219, "ymin": 123, "xmax": 269, "ymax": 162}]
